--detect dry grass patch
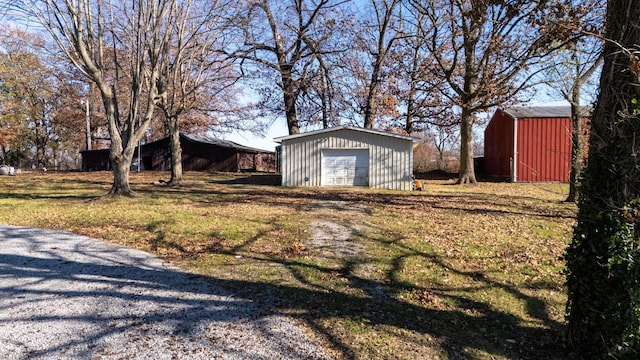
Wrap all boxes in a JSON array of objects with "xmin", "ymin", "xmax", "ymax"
[{"xmin": 0, "ymin": 172, "xmax": 575, "ymax": 359}]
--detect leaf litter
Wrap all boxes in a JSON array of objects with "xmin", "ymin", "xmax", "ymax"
[{"xmin": 0, "ymin": 173, "xmax": 577, "ymax": 360}]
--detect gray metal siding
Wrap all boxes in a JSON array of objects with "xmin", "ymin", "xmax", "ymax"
[{"xmin": 280, "ymin": 128, "xmax": 413, "ymax": 190}]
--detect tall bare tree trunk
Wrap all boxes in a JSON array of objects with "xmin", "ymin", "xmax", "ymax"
[
  {"xmin": 363, "ymin": 74, "xmax": 379, "ymax": 129},
  {"xmin": 564, "ymin": 43, "xmax": 602, "ymax": 203},
  {"xmin": 20, "ymin": 0, "xmax": 173, "ymax": 197},
  {"xmin": 362, "ymin": 0, "xmax": 402, "ymax": 130},
  {"xmin": 458, "ymin": 109, "xmax": 476, "ymax": 184},
  {"xmin": 363, "ymin": 53, "xmax": 380, "ymax": 129},
  {"xmin": 167, "ymin": 116, "xmax": 183, "ymax": 185},
  {"xmin": 566, "ymin": 98, "xmax": 583, "ymax": 203},
  {"xmin": 283, "ymin": 73, "xmax": 300, "ymax": 135},
  {"xmin": 404, "ymin": 60, "xmax": 419, "ymax": 134},
  {"xmin": 285, "ymin": 97, "xmax": 299, "ymax": 134},
  {"xmin": 102, "ymin": 90, "xmax": 137, "ymax": 196}
]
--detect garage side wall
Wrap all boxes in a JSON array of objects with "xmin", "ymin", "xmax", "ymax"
[{"xmin": 280, "ymin": 129, "xmax": 413, "ymax": 190}]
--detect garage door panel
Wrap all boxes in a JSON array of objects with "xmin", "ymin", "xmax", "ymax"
[{"xmin": 322, "ymin": 149, "xmax": 369, "ymax": 186}]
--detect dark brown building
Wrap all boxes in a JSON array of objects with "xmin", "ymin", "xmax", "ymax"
[{"xmin": 81, "ymin": 132, "xmax": 276, "ymax": 173}]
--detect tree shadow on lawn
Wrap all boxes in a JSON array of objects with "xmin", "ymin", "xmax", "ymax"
[
  {"xmin": 0, "ymin": 192, "xmax": 94, "ymax": 201},
  {"xmin": 189, "ymin": 186, "xmax": 575, "ymax": 222},
  {"xmin": 200, "ymin": 212, "xmax": 566, "ymax": 359},
  {"xmin": 139, "ymin": 185, "xmax": 568, "ymax": 358},
  {"xmin": 0, "ymin": 223, "xmax": 565, "ymax": 359},
  {"xmin": 0, "ymin": 225, "xmax": 327, "ymax": 360},
  {"xmin": 221, "ymin": 252, "xmax": 565, "ymax": 359}
]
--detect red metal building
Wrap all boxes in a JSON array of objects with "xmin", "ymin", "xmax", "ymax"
[{"xmin": 484, "ymin": 106, "xmax": 588, "ymax": 183}]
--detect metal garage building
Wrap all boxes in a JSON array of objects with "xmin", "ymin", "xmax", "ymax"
[{"xmin": 274, "ymin": 126, "xmax": 417, "ymax": 190}]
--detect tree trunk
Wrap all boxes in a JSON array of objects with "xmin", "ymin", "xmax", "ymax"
[
  {"xmin": 363, "ymin": 84, "xmax": 377, "ymax": 129},
  {"xmin": 405, "ymin": 55, "xmax": 418, "ymax": 134},
  {"xmin": 108, "ymin": 151, "xmax": 133, "ymax": 196},
  {"xmin": 565, "ymin": 0, "xmax": 640, "ymax": 356},
  {"xmin": 565, "ymin": 98, "xmax": 583, "ymax": 203},
  {"xmin": 103, "ymin": 93, "xmax": 140, "ymax": 197},
  {"xmin": 321, "ymin": 87, "xmax": 329, "ymax": 129},
  {"xmin": 565, "ymin": 41, "xmax": 602, "ymax": 203},
  {"xmin": 457, "ymin": 110, "xmax": 476, "ymax": 184},
  {"xmin": 285, "ymin": 101, "xmax": 299, "ymax": 135},
  {"xmin": 284, "ymin": 85, "xmax": 299, "ymax": 135},
  {"xmin": 167, "ymin": 116, "xmax": 183, "ymax": 186},
  {"xmin": 364, "ymin": 53, "xmax": 384, "ymax": 130}
]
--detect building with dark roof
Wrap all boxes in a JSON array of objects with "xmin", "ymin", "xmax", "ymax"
[{"xmin": 81, "ymin": 132, "xmax": 276, "ymax": 173}]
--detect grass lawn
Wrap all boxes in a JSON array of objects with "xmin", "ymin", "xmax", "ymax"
[{"xmin": 0, "ymin": 171, "xmax": 576, "ymax": 359}]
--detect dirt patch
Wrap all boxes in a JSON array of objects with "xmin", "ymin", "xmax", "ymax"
[
  {"xmin": 305, "ymin": 200, "xmax": 368, "ymax": 259},
  {"xmin": 308, "ymin": 220, "xmax": 363, "ymax": 258}
]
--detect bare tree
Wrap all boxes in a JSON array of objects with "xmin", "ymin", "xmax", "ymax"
[
  {"xmin": 16, "ymin": 0, "xmax": 176, "ymax": 195},
  {"xmin": 357, "ymin": 0, "xmax": 404, "ymax": 129},
  {"xmin": 393, "ymin": 10, "xmax": 429, "ymax": 134},
  {"xmin": 295, "ymin": 52, "xmax": 340, "ymax": 129},
  {"xmin": 428, "ymin": 124, "xmax": 459, "ymax": 171},
  {"xmin": 384, "ymin": 8, "xmax": 456, "ymax": 137},
  {"xmin": 539, "ymin": 0, "xmax": 604, "ymax": 202},
  {"xmin": 228, "ymin": 0, "xmax": 342, "ymax": 135},
  {"xmin": 546, "ymin": 43, "xmax": 602, "ymax": 202},
  {"xmin": 409, "ymin": 0, "xmax": 580, "ymax": 184},
  {"xmin": 151, "ymin": 0, "xmax": 247, "ymax": 186}
]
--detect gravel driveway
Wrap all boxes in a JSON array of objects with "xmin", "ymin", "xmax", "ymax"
[{"xmin": 0, "ymin": 224, "xmax": 329, "ymax": 360}]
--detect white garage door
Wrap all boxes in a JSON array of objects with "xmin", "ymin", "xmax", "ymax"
[{"xmin": 321, "ymin": 149, "xmax": 369, "ymax": 186}]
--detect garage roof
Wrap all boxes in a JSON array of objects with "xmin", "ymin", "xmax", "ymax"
[{"xmin": 273, "ymin": 125, "xmax": 418, "ymax": 143}]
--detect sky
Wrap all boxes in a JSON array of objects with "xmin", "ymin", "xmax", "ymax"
[
  {"xmin": 224, "ymin": 119, "xmax": 289, "ymax": 152},
  {"xmin": 221, "ymin": 98, "xmax": 575, "ymax": 153}
]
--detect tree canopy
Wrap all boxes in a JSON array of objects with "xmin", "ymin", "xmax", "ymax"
[{"xmin": 2, "ymin": 0, "xmax": 606, "ymax": 190}]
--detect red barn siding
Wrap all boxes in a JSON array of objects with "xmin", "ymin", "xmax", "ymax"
[
  {"xmin": 484, "ymin": 109, "xmax": 514, "ymax": 180},
  {"xmin": 515, "ymin": 117, "xmax": 571, "ymax": 182},
  {"xmin": 484, "ymin": 106, "xmax": 585, "ymax": 183}
]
